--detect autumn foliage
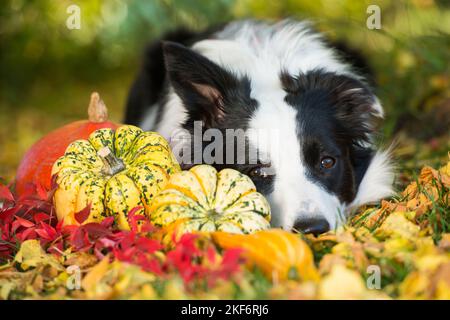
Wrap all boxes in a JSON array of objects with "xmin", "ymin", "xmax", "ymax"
[{"xmin": 1, "ymin": 156, "xmax": 449, "ymax": 299}]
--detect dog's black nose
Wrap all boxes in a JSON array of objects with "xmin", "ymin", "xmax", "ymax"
[{"xmin": 293, "ymin": 217, "xmax": 330, "ymax": 235}]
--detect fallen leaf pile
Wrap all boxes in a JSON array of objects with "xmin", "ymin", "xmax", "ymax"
[
  {"xmin": 0, "ymin": 155, "xmax": 449, "ymax": 299},
  {"xmin": 304, "ymin": 154, "xmax": 450, "ymax": 299}
]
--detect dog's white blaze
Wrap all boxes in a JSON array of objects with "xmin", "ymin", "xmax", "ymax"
[
  {"xmin": 155, "ymin": 88, "xmax": 187, "ymax": 142},
  {"xmin": 247, "ymin": 90, "xmax": 343, "ymax": 230}
]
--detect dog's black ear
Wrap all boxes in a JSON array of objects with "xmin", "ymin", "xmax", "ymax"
[
  {"xmin": 291, "ymin": 70, "xmax": 383, "ymax": 145},
  {"xmin": 162, "ymin": 41, "xmax": 240, "ymax": 127},
  {"xmin": 332, "ymin": 78, "xmax": 383, "ymax": 145}
]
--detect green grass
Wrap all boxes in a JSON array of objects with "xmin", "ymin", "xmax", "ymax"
[{"xmin": 417, "ymin": 178, "xmax": 450, "ymax": 242}]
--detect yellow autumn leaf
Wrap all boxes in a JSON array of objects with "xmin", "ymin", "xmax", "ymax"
[
  {"xmin": 435, "ymin": 281, "xmax": 450, "ymax": 300},
  {"xmin": 81, "ymin": 256, "xmax": 112, "ymax": 298},
  {"xmin": 438, "ymin": 233, "xmax": 450, "ymax": 250},
  {"xmin": 329, "ymin": 242, "xmax": 368, "ymax": 271},
  {"xmin": 415, "ymin": 254, "xmax": 449, "ymax": 273},
  {"xmin": 376, "ymin": 212, "xmax": 421, "ymax": 239},
  {"xmin": 64, "ymin": 252, "xmax": 98, "ymax": 270},
  {"xmin": 111, "ymin": 262, "xmax": 156, "ymax": 298},
  {"xmin": 0, "ymin": 281, "xmax": 15, "ymax": 300},
  {"xmin": 399, "ymin": 271, "xmax": 429, "ymax": 299},
  {"xmin": 129, "ymin": 284, "xmax": 158, "ymax": 300},
  {"xmin": 318, "ymin": 253, "xmax": 347, "ymax": 274},
  {"xmin": 14, "ymin": 240, "xmax": 63, "ymax": 271},
  {"xmin": 162, "ymin": 277, "xmax": 188, "ymax": 299},
  {"xmin": 432, "ymin": 263, "xmax": 450, "ymax": 299},
  {"xmin": 403, "ymin": 210, "xmax": 417, "ymax": 221},
  {"xmin": 384, "ymin": 237, "xmax": 415, "ymax": 255},
  {"xmin": 318, "ymin": 265, "xmax": 388, "ymax": 300},
  {"xmin": 439, "ymin": 155, "xmax": 450, "ymax": 177},
  {"xmin": 399, "ymin": 262, "xmax": 450, "ymax": 299}
]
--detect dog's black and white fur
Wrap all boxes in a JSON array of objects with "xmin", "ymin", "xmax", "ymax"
[{"xmin": 125, "ymin": 19, "xmax": 394, "ymax": 234}]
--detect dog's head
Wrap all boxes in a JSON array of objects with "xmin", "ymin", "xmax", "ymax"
[{"xmin": 162, "ymin": 40, "xmax": 393, "ymax": 234}]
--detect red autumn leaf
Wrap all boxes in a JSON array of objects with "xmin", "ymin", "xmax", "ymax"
[
  {"xmin": 74, "ymin": 203, "xmax": 91, "ymax": 224},
  {"xmin": 1, "ymin": 223, "xmax": 11, "ymax": 239},
  {"xmin": 20, "ymin": 199, "xmax": 50, "ymax": 212},
  {"xmin": 220, "ymin": 248, "xmax": 243, "ymax": 271},
  {"xmin": 33, "ymin": 212, "xmax": 51, "ymax": 224},
  {"xmin": 70, "ymin": 228, "xmax": 90, "ymax": 250},
  {"xmin": 16, "ymin": 228, "xmax": 37, "ymax": 241},
  {"xmin": 121, "ymin": 246, "xmax": 137, "ymax": 260},
  {"xmin": 35, "ymin": 228, "xmax": 52, "ymax": 240},
  {"xmin": 0, "ymin": 206, "xmax": 20, "ymax": 223},
  {"xmin": 140, "ymin": 258, "xmax": 163, "ymax": 275},
  {"xmin": 39, "ymin": 222, "xmax": 57, "ymax": 240},
  {"xmin": 116, "ymin": 233, "xmax": 134, "ymax": 252},
  {"xmin": 135, "ymin": 236, "xmax": 163, "ymax": 253},
  {"xmin": 140, "ymin": 222, "xmax": 157, "ymax": 233},
  {"xmin": 0, "ymin": 181, "xmax": 62, "ymax": 259},
  {"xmin": 12, "ymin": 216, "xmax": 35, "ymax": 232},
  {"xmin": 206, "ymin": 245, "xmax": 216, "ymax": 263},
  {"xmin": 0, "ymin": 185, "xmax": 14, "ymax": 202},
  {"xmin": 62, "ymin": 224, "xmax": 78, "ymax": 237},
  {"xmin": 127, "ymin": 206, "xmax": 144, "ymax": 232},
  {"xmin": 48, "ymin": 241, "xmax": 64, "ymax": 256},
  {"xmin": 176, "ymin": 233, "xmax": 201, "ymax": 256},
  {"xmin": 83, "ymin": 222, "xmax": 113, "ymax": 239},
  {"xmin": 125, "ymin": 206, "xmax": 158, "ymax": 233},
  {"xmin": 135, "ymin": 253, "xmax": 163, "ymax": 275},
  {"xmin": 0, "ymin": 245, "xmax": 12, "ymax": 254},
  {"xmin": 100, "ymin": 216, "xmax": 115, "ymax": 228}
]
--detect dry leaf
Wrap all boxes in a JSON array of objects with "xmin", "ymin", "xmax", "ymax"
[
  {"xmin": 318, "ymin": 265, "xmax": 388, "ymax": 300},
  {"xmin": 438, "ymin": 233, "xmax": 450, "ymax": 250},
  {"xmin": 14, "ymin": 240, "xmax": 63, "ymax": 271},
  {"xmin": 64, "ymin": 252, "xmax": 99, "ymax": 269},
  {"xmin": 376, "ymin": 212, "xmax": 421, "ymax": 240},
  {"xmin": 81, "ymin": 256, "xmax": 111, "ymax": 298}
]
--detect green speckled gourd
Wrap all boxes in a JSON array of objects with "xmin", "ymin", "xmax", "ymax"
[
  {"xmin": 51, "ymin": 125, "xmax": 180, "ymax": 230},
  {"xmin": 149, "ymin": 165, "xmax": 271, "ymax": 235}
]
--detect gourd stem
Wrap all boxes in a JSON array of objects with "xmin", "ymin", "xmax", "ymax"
[
  {"xmin": 207, "ymin": 207, "xmax": 223, "ymax": 218},
  {"xmin": 97, "ymin": 147, "xmax": 125, "ymax": 176},
  {"xmin": 88, "ymin": 92, "xmax": 108, "ymax": 123}
]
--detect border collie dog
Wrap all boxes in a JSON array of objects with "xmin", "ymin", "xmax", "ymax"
[{"xmin": 125, "ymin": 19, "xmax": 394, "ymax": 234}]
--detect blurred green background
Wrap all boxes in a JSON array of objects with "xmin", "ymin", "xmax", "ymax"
[{"xmin": 0, "ymin": 0, "xmax": 449, "ymax": 184}]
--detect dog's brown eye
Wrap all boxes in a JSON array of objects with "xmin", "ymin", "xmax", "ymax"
[
  {"xmin": 320, "ymin": 157, "xmax": 336, "ymax": 169},
  {"xmin": 248, "ymin": 166, "xmax": 272, "ymax": 178}
]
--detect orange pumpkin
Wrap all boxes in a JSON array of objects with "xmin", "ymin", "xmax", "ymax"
[
  {"xmin": 15, "ymin": 92, "xmax": 119, "ymax": 195},
  {"xmin": 212, "ymin": 229, "xmax": 319, "ymax": 282}
]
